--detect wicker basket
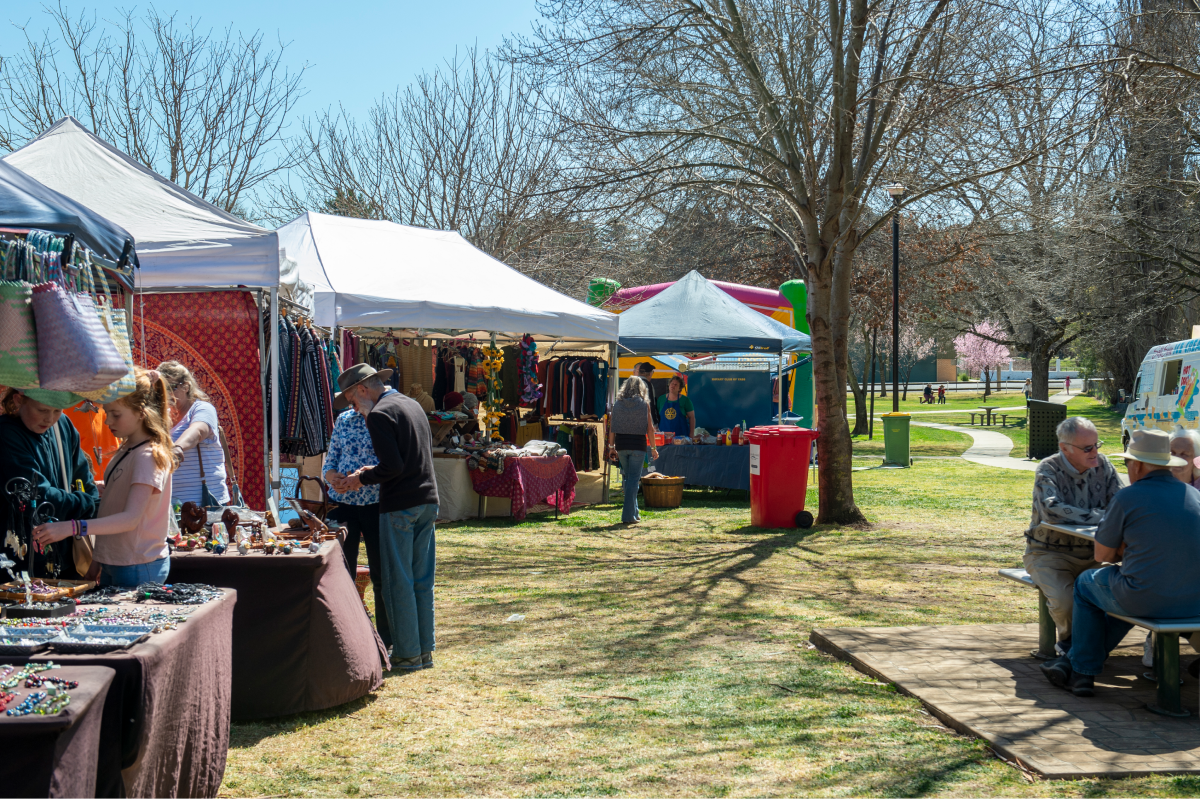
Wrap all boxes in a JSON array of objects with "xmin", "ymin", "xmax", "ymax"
[{"xmin": 642, "ymin": 475, "xmax": 684, "ymax": 508}]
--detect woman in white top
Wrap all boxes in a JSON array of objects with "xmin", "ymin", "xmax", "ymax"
[
  {"xmin": 33, "ymin": 368, "xmax": 179, "ymax": 586},
  {"xmin": 158, "ymin": 360, "xmax": 229, "ymax": 506}
]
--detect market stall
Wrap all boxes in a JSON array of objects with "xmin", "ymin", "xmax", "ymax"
[
  {"xmin": 0, "ymin": 588, "xmax": 236, "ymax": 798},
  {"xmin": 168, "ymin": 539, "xmax": 387, "ymax": 720},
  {"xmin": 276, "ymin": 212, "xmax": 619, "ymax": 521},
  {"xmin": 616, "ymin": 271, "xmax": 810, "ymax": 490}
]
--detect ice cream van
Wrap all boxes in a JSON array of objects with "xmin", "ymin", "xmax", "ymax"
[{"xmin": 1122, "ymin": 338, "xmax": 1200, "ymax": 449}]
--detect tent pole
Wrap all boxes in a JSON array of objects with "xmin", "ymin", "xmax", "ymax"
[
  {"xmin": 778, "ymin": 352, "xmax": 784, "ymax": 423},
  {"xmin": 604, "ymin": 341, "xmax": 617, "ymax": 504},
  {"xmin": 258, "ymin": 289, "xmax": 269, "ymax": 510},
  {"xmin": 270, "ymin": 286, "xmax": 281, "ymax": 513}
]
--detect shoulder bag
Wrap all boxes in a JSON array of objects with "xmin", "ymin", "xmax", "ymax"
[
  {"xmin": 52, "ymin": 422, "xmax": 95, "ymax": 577},
  {"xmin": 195, "ymin": 441, "xmax": 222, "ymax": 510}
]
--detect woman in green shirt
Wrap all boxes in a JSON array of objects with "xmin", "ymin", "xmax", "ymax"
[{"xmin": 657, "ymin": 375, "xmax": 696, "ymax": 438}]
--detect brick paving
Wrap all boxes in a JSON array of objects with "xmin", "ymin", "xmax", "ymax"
[{"xmin": 811, "ymin": 623, "xmax": 1200, "ymax": 778}]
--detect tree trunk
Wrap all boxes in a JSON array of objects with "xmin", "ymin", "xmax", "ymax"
[
  {"xmin": 868, "ymin": 330, "xmax": 877, "ymax": 440},
  {"xmin": 983, "ymin": 366, "xmax": 991, "ymax": 399},
  {"xmin": 1029, "ymin": 348, "xmax": 1052, "ymax": 402},
  {"xmin": 809, "ymin": 264, "xmax": 866, "ymax": 525},
  {"xmin": 847, "ymin": 348, "xmax": 869, "ymax": 436}
]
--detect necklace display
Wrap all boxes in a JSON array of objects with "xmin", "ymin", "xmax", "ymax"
[{"xmin": 1, "ymin": 662, "xmax": 74, "ymax": 717}]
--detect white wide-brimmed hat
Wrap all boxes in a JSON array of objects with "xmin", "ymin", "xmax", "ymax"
[{"xmin": 1117, "ymin": 428, "xmax": 1188, "ymax": 467}]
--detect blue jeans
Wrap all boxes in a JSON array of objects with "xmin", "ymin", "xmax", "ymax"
[
  {"xmin": 617, "ymin": 450, "xmax": 644, "ymax": 523},
  {"xmin": 379, "ymin": 504, "xmax": 437, "ymax": 662},
  {"xmin": 99, "ymin": 556, "xmax": 170, "ymax": 587},
  {"xmin": 1069, "ymin": 566, "xmax": 1135, "ymax": 676}
]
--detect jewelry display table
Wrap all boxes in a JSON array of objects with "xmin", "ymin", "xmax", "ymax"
[
  {"xmin": 0, "ymin": 665, "xmax": 115, "ymax": 798},
  {"xmin": 169, "ymin": 540, "xmax": 387, "ymax": 720},
  {"xmin": 0, "ymin": 589, "xmax": 236, "ymax": 798}
]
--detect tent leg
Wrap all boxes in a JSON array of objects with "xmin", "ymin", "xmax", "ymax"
[
  {"xmin": 270, "ymin": 287, "xmax": 281, "ymax": 512},
  {"xmin": 258, "ymin": 289, "xmax": 270, "ymax": 511}
]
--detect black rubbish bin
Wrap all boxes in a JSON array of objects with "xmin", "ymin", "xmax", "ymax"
[{"xmin": 1027, "ymin": 399, "xmax": 1066, "ymax": 460}]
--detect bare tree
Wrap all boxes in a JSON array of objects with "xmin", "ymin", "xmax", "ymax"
[
  {"xmin": 0, "ymin": 4, "xmax": 306, "ymax": 216},
  {"xmin": 513, "ymin": 0, "xmax": 1077, "ymax": 523},
  {"xmin": 275, "ymin": 47, "xmax": 612, "ymax": 295}
]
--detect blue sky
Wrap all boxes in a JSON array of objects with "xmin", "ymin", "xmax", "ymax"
[{"xmin": 0, "ymin": 0, "xmax": 543, "ymax": 124}]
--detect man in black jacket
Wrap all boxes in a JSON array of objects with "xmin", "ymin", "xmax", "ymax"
[{"xmin": 336, "ymin": 364, "xmax": 439, "ymax": 672}]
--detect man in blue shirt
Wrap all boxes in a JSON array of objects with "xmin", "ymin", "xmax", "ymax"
[{"xmin": 1041, "ymin": 428, "xmax": 1200, "ymax": 696}]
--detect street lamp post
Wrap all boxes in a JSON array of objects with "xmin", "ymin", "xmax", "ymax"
[{"xmin": 886, "ymin": 183, "xmax": 906, "ymax": 413}]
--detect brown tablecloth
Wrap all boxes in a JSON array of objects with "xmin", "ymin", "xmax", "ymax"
[
  {"xmin": 0, "ymin": 665, "xmax": 115, "ymax": 798},
  {"xmin": 1, "ymin": 589, "xmax": 236, "ymax": 798},
  {"xmin": 169, "ymin": 540, "xmax": 387, "ymax": 720}
]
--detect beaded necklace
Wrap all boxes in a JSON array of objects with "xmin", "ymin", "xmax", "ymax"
[{"xmin": 7, "ymin": 691, "xmax": 46, "ymax": 716}]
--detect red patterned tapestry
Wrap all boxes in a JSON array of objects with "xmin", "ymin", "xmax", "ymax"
[{"xmin": 131, "ymin": 291, "xmax": 265, "ymax": 510}]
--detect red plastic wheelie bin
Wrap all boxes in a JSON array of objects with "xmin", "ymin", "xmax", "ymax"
[{"xmin": 744, "ymin": 426, "xmax": 819, "ymax": 528}]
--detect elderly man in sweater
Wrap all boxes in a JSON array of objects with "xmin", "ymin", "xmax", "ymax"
[{"xmin": 1025, "ymin": 416, "xmax": 1123, "ymax": 655}]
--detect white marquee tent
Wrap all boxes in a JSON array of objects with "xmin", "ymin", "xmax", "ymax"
[
  {"xmin": 276, "ymin": 212, "xmax": 617, "ymax": 342},
  {"xmin": 4, "ymin": 117, "xmax": 305, "ymax": 298}
]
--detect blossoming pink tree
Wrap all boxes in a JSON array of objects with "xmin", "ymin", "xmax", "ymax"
[{"xmin": 955, "ymin": 321, "xmax": 1011, "ymax": 399}]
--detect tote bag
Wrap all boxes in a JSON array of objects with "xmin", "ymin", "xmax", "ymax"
[
  {"xmin": 31, "ymin": 259, "xmax": 128, "ymax": 393},
  {"xmin": 0, "ymin": 281, "xmax": 40, "ymax": 389},
  {"xmin": 80, "ymin": 263, "xmax": 136, "ymax": 403}
]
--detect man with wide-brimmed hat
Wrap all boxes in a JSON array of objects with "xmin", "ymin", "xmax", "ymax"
[
  {"xmin": 334, "ymin": 364, "xmax": 439, "ymax": 671},
  {"xmin": 1041, "ymin": 428, "xmax": 1200, "ymax": 697}
]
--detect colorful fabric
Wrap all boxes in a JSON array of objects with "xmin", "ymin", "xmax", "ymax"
[
  {"xmin": 132, "ymin": 291, "xmax": 265, "ymax": 510},
  {"xmin": 324, "ymin": 409, "xmax": 381, "ymax": 505},
  {"xmin": 468, "ymin": 455, "xmax": 578, "ymax": 520}
]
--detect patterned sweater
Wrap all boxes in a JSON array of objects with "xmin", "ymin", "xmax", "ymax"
[{"xmin": 1026, "ymin": 451, "xmax": 1123, "ymax": 552}]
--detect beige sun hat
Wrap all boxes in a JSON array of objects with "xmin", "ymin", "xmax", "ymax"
[{"xmin": 1116, "ymin": 428, "xmax": 1188, "ymax": 467}]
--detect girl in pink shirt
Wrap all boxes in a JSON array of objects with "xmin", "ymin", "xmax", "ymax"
[{"xmin": 34, "ymin": 368, "xmax": 179, "ymax": 586}]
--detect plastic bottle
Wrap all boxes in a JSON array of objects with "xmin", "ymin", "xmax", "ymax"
[{"xmin": 733, "ymin": 424, "xmax": 741, "ymax": 445}]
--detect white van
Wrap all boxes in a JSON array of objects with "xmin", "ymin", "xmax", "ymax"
[{"xmin": 1122, "ymin": 338, "xmax": 1200, "ymax": 448}]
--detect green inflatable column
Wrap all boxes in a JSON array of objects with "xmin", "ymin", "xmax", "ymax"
[{"xmin": 779, "ymin": 280, "xmax": 813, "ymax": 428}]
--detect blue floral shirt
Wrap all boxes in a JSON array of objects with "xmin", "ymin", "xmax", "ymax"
[{"xmin": 323, "ymin": 410, "xmax": 381, "ymax": 505}]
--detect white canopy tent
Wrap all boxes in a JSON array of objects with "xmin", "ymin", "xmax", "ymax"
[
  {"xmin": 5, "ymin": 117, "xmax": 310, "ymax": 509},
  {"xmin": 3, "ymin": 117, "xmax": 307, "ymax": 300},
  {"xmin": 276, "ymin": 212, "xmax": 617, "ymax": 342}
]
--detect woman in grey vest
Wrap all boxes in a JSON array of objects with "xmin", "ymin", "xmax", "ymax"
[{"xmin": 606, "ymin": 377, "xmax": 659, "ymax": 524}]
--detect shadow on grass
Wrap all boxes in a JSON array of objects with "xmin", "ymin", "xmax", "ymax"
[{"xmin": 229, "ymin": 690, "xmax": 382, "ymax": 748}]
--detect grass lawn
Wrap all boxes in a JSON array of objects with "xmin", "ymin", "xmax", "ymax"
[
  {"xmin": 853, "ymin": 422, "xmax": 973, "ymax": 457},
  {"xmin": 222, "ymin": 423, "xmax": 1187, "ymax": 797},
  {"xmin": 849, "ymin": 390, "xmax": 1027, "ymax": 416}
]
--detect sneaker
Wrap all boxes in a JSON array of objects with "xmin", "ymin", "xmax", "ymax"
[
  {"xmin": 1143, "ymin": 633, "xmax": 1154, "ymax": 668},
  {"xmin": 391, "ymin": 656, "xmax": 423, "ymax": 671},
  {"xmin": 421, "ymin": 651, "xmax": 433, "ymax": 670},
  {"xmin": 1040, "ymin": 655, "xmax": 1073, "ymax": 688},
  {"xmin": 1067, "ymin": 672, "xmax": 1095, "ymax": 697}
]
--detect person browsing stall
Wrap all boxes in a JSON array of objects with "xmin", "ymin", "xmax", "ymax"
[
  {"xmin": 324, "ymin": 406, "xmax": 390, "ymax": 651},
  {"xmin": 335, "ymin": 364, "xmax": 439, "ymax": 672},
  {"xmin": 635, "ymin": 362, "xmax": 660, "ymax": 426},
  {"xmin": 607, "ymin": 378, "xmax": 660, "ymax": 525},
  {"xmin": 1025, "ymin": 417, "xmax": 1122, "ymax": 655},
  {"xmin": 657, "ymin": 375, "xmax": 695, "ymax": 439},
  {"xmin": 1040, "ymin": 428, "xmax": 1200, "ymax": 697},
  {"xmin": 0, "ymin": 388, "xmax": 99, "ymax": 579},
  {"xmin": 33, "ymin": 369, "xmax": 177, "ymax": 586},
  {"xmin": 159, "ymin": 361, "xmax": 229, "ymax": 507}
]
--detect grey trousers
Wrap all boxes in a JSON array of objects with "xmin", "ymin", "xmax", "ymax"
[{"xmin": 1023, "ymin": 547, "xmax": 1101, "ymax": 640}]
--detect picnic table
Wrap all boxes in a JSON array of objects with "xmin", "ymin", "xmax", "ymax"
[{"xmin": 1006, "ymin": 521, "xmax": 1200, "ymax": 717}]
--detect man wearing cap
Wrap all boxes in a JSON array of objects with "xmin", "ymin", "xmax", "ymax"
[
  {"xmin": 636, "ymin": 362, "xmax": 660, "ymax": 426},
  {"xmin": 334, "ymin": 364, "xmax": 439, "ymax": 671},
  {"xmin": 0, "ymin": 388, "xmax": 99, "ymax": 579},
  {"xmin": 1041, "ymin": 428, "xmax": 1200, "ymax": 697},
  {"xmin": 1025, "ymin": 416, "xmax": 1123, "ymax": 655}
]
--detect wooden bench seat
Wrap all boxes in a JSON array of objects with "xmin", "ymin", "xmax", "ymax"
[{"xmin": 1000, "ymin": 566, "xmax": 1200, "ymax": 717}]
